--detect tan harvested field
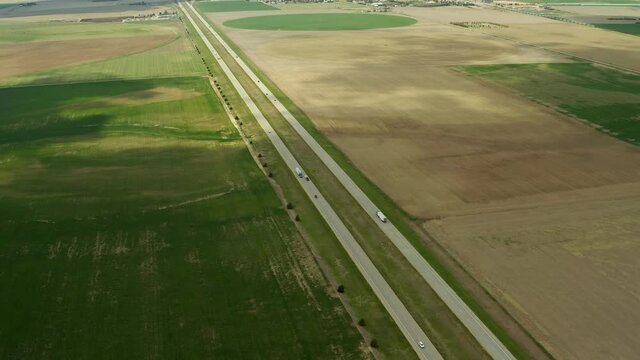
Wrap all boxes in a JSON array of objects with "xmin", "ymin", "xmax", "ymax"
[
  {"xmin": 0, "ymin": 34, "xmax": 172, "ymax": 78},
  {"xmin": 425, "ymin": 185, "xmax": 640, "ymax": 359},
  {"xmin": 394, "ymin": 7, "xmax": 640, "ymax": 71},
  {"xmin": 553, "ymin": 5, "xmax": 640, "ymax": 16},
  {"xmin": 470, "ymin": 15, "xmax": 640, "ymax": 71},
  {"xmin": 211, "ymin": 6, "xmax": 640, "ymax": 359}
]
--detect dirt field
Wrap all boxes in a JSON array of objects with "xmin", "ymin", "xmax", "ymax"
[
  {"xmin": 392, "ymin": 7, "xmax": 640, "ymax": 70},
  {"xmin": 211, "ymin": 6, "xmax": 640, "ymax": 359},
  {"xmin": 425, "ymin": 184, "xmax": 640, "ymax": 359},
  {"xmin": 552, "ymin": 5, "xmax": 640, "ymax": 26},
  {"xmin": 469, "ymin": 16, "xmax": 640, "ymax": 71},
  {"xmin": 552, "ymin": 5, "xmax": 640, "ymax": 16},
  {"xmin": 0, "ymin": 34, "xmax": 172, "ymax": 79},
  {"xmin": 551, "ymin": 5, "xmax": 640, "ymax": 26}
]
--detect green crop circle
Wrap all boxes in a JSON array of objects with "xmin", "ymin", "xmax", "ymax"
[{"xmin": 224, "ymin": 13, "xmax": 417, "ymax": 31}]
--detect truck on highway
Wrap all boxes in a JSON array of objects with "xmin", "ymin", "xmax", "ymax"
[
  {"xmin": 376, "ymin": 211, "xmax": 388, "ymax": 223},
  {"xmin": 295, "ymin": 167, "xmax": 303, "ymax": 178}
]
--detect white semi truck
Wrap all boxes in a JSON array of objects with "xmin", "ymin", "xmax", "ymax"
[{"xmin": 376, "ymin": 211, "xmax": 388, "ymax": 223}]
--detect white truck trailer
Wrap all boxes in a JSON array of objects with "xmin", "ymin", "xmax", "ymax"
[
  {"xmin": 295, "ymin": 167, "xmax": 303, "ymax": 178},
  {"xmin": 376, "ymin": 211, "xmax": 388, "ymax": 223}
]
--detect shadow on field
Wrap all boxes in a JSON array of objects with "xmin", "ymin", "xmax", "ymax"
[
  {"xmin": 0, "ymin": 113, "xmax": 110, "ymax": 145},
  {"xmin": 0, "ymin": 77, "xmax": 156, "ymax": 145},
  {"xmin": 2, "ymin": 72, "xmax": 156, "ymax": 88},
  {"xmin": 0, "ymin": 76, "xmax": 255, "ymax": 220}
]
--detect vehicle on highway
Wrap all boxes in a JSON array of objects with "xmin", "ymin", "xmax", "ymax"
[
  {"xmin": 376, "ymin": 211, "xmax": 388, "ymax": 223},
  {"xmin": 419, "ymin": 341, "xmax": 425, "ymax": 349},
  {"xmin": 295, "ymin": 167, "xmax": 303, "ymax": 178},
  {"xmin": 305, "ymin": 175, "xmax": 310, "ymax": 181}
]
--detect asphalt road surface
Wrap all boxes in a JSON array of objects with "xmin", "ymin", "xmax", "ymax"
[
  {"xmin": 185, "ymin": 3, "xmax": 517, "ymax": 359},
  {"xmin": 179, "ymin": 3, "xmax": 441, "ymax": 359}
]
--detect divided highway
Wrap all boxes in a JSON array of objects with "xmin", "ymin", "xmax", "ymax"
[
  {"xmin": 178, "ymin": 3, "xmax": 441, "ymax": 359},
  {"xmin": 185, "ymin": 3, "xmax": 517, "ymax": 360}
]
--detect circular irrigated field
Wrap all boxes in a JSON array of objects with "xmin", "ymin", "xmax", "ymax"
[{"xmin": 224, "ymin": 13, "xmax": 417, "ymax": 31}]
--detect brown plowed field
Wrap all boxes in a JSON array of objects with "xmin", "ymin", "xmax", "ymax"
[
  {"xmin": 425, "ymin": 185, "xmax": 640, "ymax": 359},
  {"xmin": 478, "ymin": 23, "xmax": 640, "ymax": 71},
  {"xmin": 0, "ymin": 34, "xmax": 172, "ymax": 79},
  {"xmin": 551, "ymin": 5, "xmax": 640, "ymax": 17},
  {"xmin": 210, "ymin": 6, "xmax": 640, "ymax": 359}
]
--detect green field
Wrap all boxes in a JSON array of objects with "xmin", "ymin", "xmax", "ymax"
[
  {"xmin": 1, "ymin": 21, "xmax": 206, "ymax": 86},
  {"xmin": 462, "ymin": 63, "xmax": 640, "ymax": 145},
  {"xmin": 0, "ymin": 77, "xmax": 366, "ymax": 358},
  {"xmin": 224, "ymin": 13, "xmax": 417, "ymax": 31},
  {"xmin": 0, "ymin": 21, "xmax": 174, "ymax": 44},
  {"xmin": 596, "ymin": 23, "xmax": 640, "ymax": 36},
  {"xmin": 195, "ymin": 0, "xmax": 278, "ymax": 13}
]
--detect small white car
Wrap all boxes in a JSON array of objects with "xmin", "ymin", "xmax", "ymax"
[{"xmin": 418, "ymin": 341, "xmax": 425, "ymax": 349}]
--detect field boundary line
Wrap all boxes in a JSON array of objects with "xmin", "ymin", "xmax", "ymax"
[
  {"xmin": 453, "ymin": 65, "xmax": 640, "ymax": 148},
  {"xmin": 471, "ymin": 23, "xmax": 640, "ymax": 76}
]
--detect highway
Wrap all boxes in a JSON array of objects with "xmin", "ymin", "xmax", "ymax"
[
  {"xmin": 185, "ymin": 3, "xmax": 517, "ymax": 359},
  {"xmin": 178, "ymin": 3, "xmax": 441, "ymax": 359}
]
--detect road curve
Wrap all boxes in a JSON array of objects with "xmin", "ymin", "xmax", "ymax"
[
  {"xmin": 186, "ymin": 3, "xmax": 517, "ymax": 359},
  {"xmin": 178, "ymin": 3, "xmax": 441, "ymax": 359}
]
